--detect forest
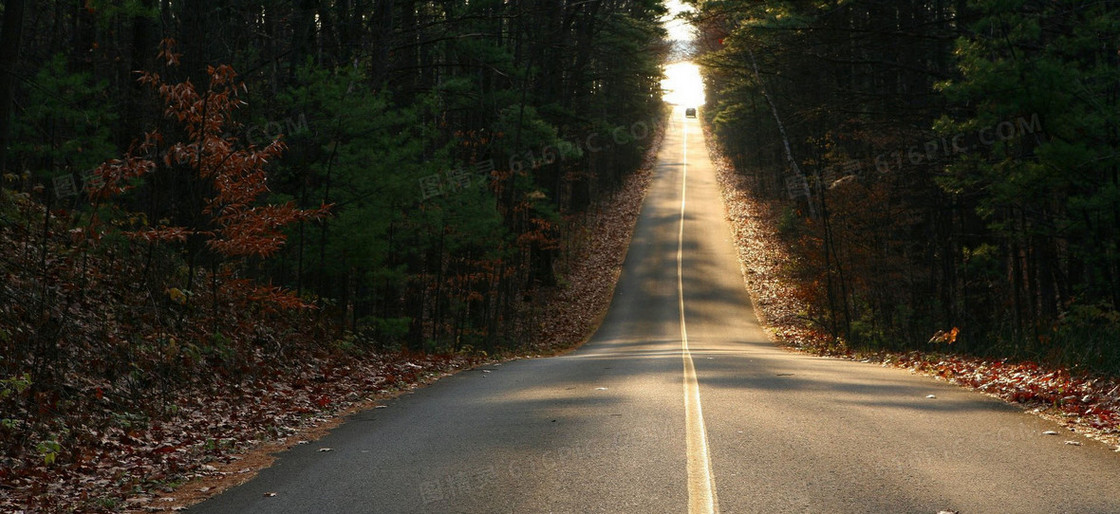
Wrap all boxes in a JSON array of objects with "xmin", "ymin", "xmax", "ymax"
[
  {"xmin": 3, "ymin": 0, "xmax": 1120, "ymax": 509},
  {"xmin": 0, "ymin": 0, "xmax": 667, "ymax": 508},
  {"xmin": 694, "ymin": 0, "xmax": 1120, "ymax": 375}
]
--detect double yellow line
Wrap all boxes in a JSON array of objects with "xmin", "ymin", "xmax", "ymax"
[{"xmin": 676, "ymin": 112, "xmax": 720, "ymax": 514}]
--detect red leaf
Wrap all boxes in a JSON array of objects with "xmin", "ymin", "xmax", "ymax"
[{"xmin": 152, "ymin": 445, "xmax": 179, "ymax": 455}]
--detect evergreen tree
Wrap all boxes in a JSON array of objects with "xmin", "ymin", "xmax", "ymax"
[{"xmin": 937, "ymin": 0, "xmax": 1120, "ymax": 366}]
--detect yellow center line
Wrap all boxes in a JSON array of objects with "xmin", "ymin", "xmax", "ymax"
[{"xmin": 678, "ymin": 112, "xmax": 719, "ymax": 514}]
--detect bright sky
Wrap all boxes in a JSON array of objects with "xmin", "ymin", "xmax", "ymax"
[
  {"xmin": 661, "ymin": 1, "xmax": 705, "ymax": 106},
  {"xmin": 662, "ymin": 62, "xmax": 706, "ymax": 106},
  {"xmin": 663, "ymin": 0, "xmax": 695, "ymax": 41}
]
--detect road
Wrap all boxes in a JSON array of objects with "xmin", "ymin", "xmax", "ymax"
[{"xmin": 191, "ymin": 107, "xmax": 1120, "ymax": 513}]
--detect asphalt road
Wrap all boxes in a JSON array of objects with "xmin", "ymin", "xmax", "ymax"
[{"xmin": 191, "ymin": 107, "xmax": 1120, "ymax": 513}]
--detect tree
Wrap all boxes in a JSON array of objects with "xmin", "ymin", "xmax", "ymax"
[
  {"xmin": 1, "ymin": 0, "xmax": 668, "ymax": 353},
  {"xmin": 0, "ymin": 0, "xmax": 27, "ymax": 173},
  {"xmin": 936, "ymin": 0, "xmax": 1120, "ymax": 366},
  {"xmin": 11, "ymin": 54, "xmax": 117, "ymax": 184},
  {"xmin": 91, "ymin": 41, "xmax": 329, "ymax": 319}
]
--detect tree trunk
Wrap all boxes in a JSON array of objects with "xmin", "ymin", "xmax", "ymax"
[{"xmin": 0, "ymin": 0, "xmax": 28, "ymax": 173}]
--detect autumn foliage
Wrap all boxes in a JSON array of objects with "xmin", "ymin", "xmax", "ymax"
[
  {"xmin": 97, "ymin": 41, "xmax": 329, "ymax": 301},
  {"xmin": 0, "ymin": 23, "xmax": 664, "ymax": 505},
  {"xmin": 696, "ymin": 1, "xmax": 1120, "ymax": 376},
  {"xmin": 0, "ymin": 0, "xmax": 669, "ymax": 507},
  {"xmin": 0, "ymin": 42, "xmax": 339, "ymax": 510}
]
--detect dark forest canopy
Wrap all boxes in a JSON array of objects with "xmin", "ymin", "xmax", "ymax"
[
  {"xmin": 1, "ymin": 0, "xmax": 1118, "ymax": 383},
  {"xmin": 0, "ymin": 6, "xmax": 670, "ymax": 505},
  {"xmin": 0, "ymin": 0, "xmax": 669, "ymax": 356},
  {"xmin": 4, "ymin": 1, "xmax": 1120, "ymax": 455},
  {"xmin": 2, "ymin": 4, "xmax": 1120, "ymax": 506},
  {"xmin": 693, "ymin": 0, "xmax": 1120, "ymax": 373}
]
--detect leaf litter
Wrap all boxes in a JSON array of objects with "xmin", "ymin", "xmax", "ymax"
[
  {"xmin": 0, "ymin": 123, "xmax": 665, "ymax": 514},
  {"xmin": 706, "ymin": 123, "xmax": 1120, "ymax": 454}
]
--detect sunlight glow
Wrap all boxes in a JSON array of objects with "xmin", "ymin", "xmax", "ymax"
[
  {"xmin": 663, "ymin": 0, "xmax": 695, "ymax": 41},
  {"xmin": 661, "ymin": 0, "xmax": 704, "ymax": 107},
  {"xmin": 662, "ymin": 62, "xmax": 706, "ymax": 107}
]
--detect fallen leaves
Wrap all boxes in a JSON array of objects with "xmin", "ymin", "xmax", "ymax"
[
  {"xmin": 705, "ymin": 122, "xmax": 1120, "ymax": 453},
  {"xmin": 707, "ymin": 130, "xmax": 837, "ymax": 357},
  {"xmin": 0, "ymin": 119, "xmax": 665, "ymax": 513},
  {"xmin": 527, "ymin": 123, "xmax": 663, "ymax": 353},
  {"xmin": 886, "ymin": 351, "xmax": 1120, "ymax": 443},
  {"xmin": 0, "ymin": 351, "xmax": 476, "ymax": 512}
]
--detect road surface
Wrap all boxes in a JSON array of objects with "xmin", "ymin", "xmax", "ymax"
[{"xmin": 191, "ymin": 107, "xmax": 1120, "ymax": 513}]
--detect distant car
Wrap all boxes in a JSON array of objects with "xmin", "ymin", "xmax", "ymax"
[{"xmin": 685, "ymin": 107, "xmax": 697, "ymax": 118}]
